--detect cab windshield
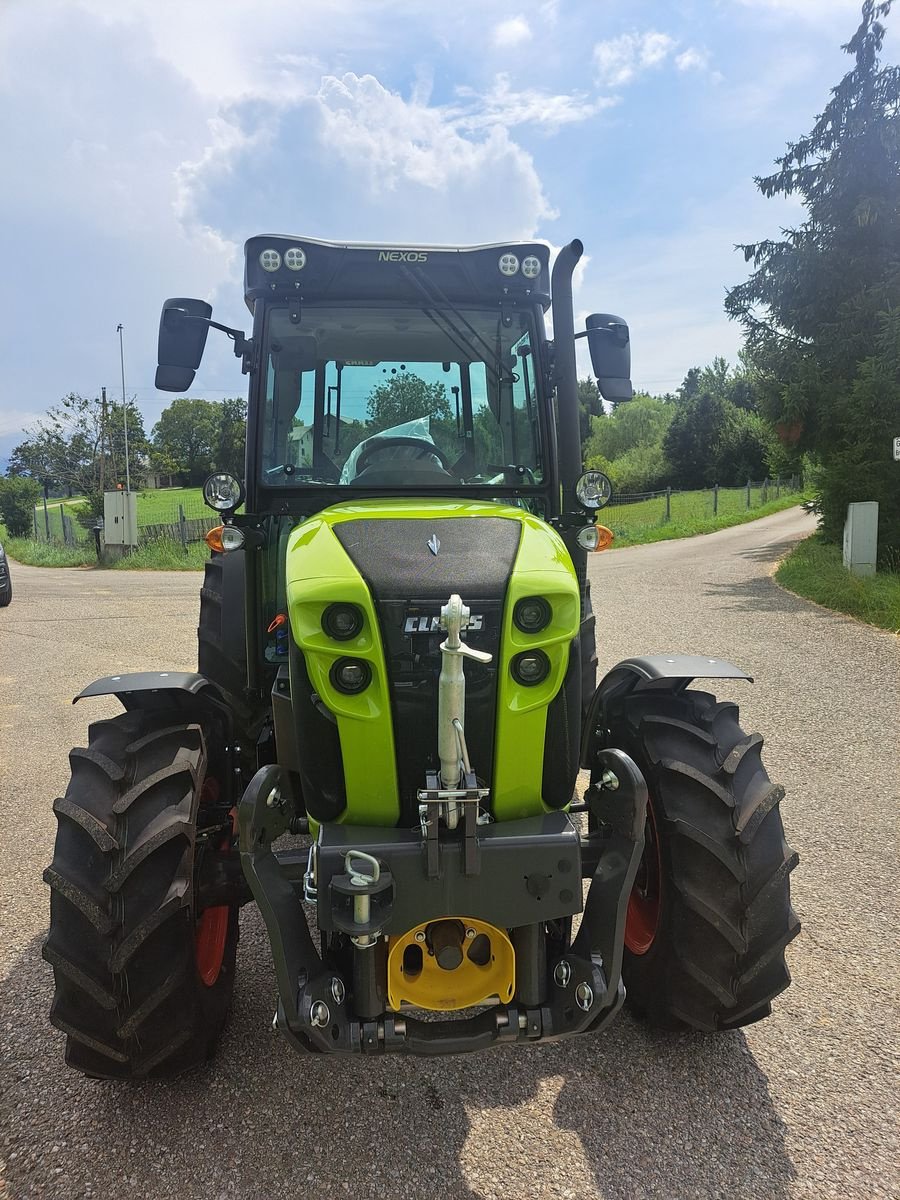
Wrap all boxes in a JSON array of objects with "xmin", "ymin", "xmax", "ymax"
[{"xmin": 259, "ymin": 304, "xmax": 544, "ymax": 488}]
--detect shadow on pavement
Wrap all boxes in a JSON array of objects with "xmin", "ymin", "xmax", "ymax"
[{"xmin": 1, "ymin": 921, "xmax": 797, "ymax": 1200}]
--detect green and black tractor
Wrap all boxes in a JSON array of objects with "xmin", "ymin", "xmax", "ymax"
[{"xmin": 44, "ymin": 236, "xmax": 799, "ymax": 1076}]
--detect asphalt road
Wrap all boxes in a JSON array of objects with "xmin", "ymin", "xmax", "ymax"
[{"xmin": 1, "ymin": 507, "xmax": 898, "ymax": 1200}]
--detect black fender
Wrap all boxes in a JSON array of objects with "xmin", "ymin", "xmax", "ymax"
[
  {"xmin": 73, "ymin": 671, "xmax": 240, "ymax": 803},
  {"xmin": 580, "ymin": 654, "xmax": 752, "ymax": 769},
  {"xmin": 74, "ymin": 670, "xmax": 226, "ymax": 710}
]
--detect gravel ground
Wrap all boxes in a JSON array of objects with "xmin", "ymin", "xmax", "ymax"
[{"xmin": 1, "ymin": 507, "xmax": 897, "ymax": 1200}]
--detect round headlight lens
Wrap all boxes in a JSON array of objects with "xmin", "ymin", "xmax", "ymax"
[
  {"xmin": 203, "ymin": 472, "xmax": 245, "ymax": 512},
  {"xmin": 259, "ymin": 248, "xmax": 282, "ymax": 272},
  {"xmin": 330, "ymin": 657, "xmax": 372, "ymax": 694},
  {"xmin": 498, "ymin": 253, "xmax": 520, "ymax": 277},
  {"xmin": 511, "ymin": 650, "xmax": 550, "ymax": 686},
  {"xmin": 283, "ymin": 246, "xmax": 306, "ymax": 270},
  {"xmin": 521, "ymin": 255, "xmax": 541, "ymax": 279},
  {"xmin": 322, "ymin": 603, "xmax": 363, "ymax": 641},
  {"xmin": 575, "ymin": 471, "xmax": 613, "ymax": 510},
  {"xmin": 513, "ymin": 596, "xmax": 552, "ymax": 633}
]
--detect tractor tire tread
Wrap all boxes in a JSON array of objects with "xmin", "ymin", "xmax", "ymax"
[
  {"xmin": 609, "ymin": 689, "xmax": 799, "ymax": 1031},
  {"xmin": 44, "ymin": 710, "xmax": 238, "ymax": 1079}
]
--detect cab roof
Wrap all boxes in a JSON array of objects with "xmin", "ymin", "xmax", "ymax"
[{"xmin": 243, "ymin": 235, "xmax": 552, "ymax": 311}]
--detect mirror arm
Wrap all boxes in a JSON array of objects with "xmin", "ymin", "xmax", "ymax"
[{"xmin": 174, "ymin": 311, "xmax": 252, "ymax": 371}]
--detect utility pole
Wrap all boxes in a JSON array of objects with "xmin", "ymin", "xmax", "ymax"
[
  {"xmin": 99, "ymin": 386, "xmax": 107, "ymax": 494},
  {"xmin": 116, "ymin": 323, "xmax": 132, "ymax": 493}
]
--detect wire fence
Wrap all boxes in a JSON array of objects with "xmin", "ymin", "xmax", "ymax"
[
  {"xmin": 30, "ymin": 475, "xmax": 804, "ymax": 550},
  {"xmin": 31, "ymin": 493, "xmax": 217, "ymax": 551},
  {"xmin": 603, "ymin": 476, "xmax": 803, "ymax": 539}
]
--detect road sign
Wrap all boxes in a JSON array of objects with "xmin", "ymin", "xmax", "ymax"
[{"xmin": 894, "ymin": 436, "xmax": 900, "ymax": 461}]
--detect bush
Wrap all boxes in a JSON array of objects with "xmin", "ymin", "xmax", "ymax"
[{"xmin": 0, "ymin": 475, "xmax": 41, "ymax": 537}]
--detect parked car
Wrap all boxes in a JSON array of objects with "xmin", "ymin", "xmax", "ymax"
[{"xmin": 0, "ymin": 541, "xmax": 12, "ymax": 606}]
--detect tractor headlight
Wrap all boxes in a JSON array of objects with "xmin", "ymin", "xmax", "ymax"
[
  {"xmin": 322, "ymin": 603, "xmax": 363, "ymax": 641},
  {"xmin": 511, "ymin": 650, "xmax": 550, "ymax": 686},
  {"xmin": 521, "ymin": 255, "xmax": 541, "ymax": 279},
  {"xmin": 576, "ymin": 525, "xmax": 600, "ymax": 551},
  {"xmin": 283, "ymin": 246, "xmax": 306, "ymax": 270},
  {"xmin": 575, "ymin": 471, "xmax": 612, "ymax": 510},
  {"xmin": 203, "ymin": 472, "xmax": 245, "ymax": 512},
  {"xmin": 259, "ymin": 248, "xmax": 282, "ymax": 272},
  {"xmin": 330, "ymin": 657, "xmax": 371, "ymax": 694},
  {"xmin": 220, "ymin": 525, "xmax": 245, "ymax": 552},
  {"xmin": 513, "ymin": 596, "xmax": 551, "ymax": 633},
  {"xmin": 498, "ymin": 253, "xmax": 520, "ymax": 277}
]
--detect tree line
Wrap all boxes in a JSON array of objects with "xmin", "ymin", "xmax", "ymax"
[
  {"xmin": 0, "ymin": 395, "xmax": 248, "ymax": 534},
  {"xmin": 582, "ymin": 0, "xmax": 898, "ymax": 560}
]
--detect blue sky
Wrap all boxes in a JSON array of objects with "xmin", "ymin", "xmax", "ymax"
[{"xmin": 0, "ymin": 0, "xmax": 872, "ymax": 467}]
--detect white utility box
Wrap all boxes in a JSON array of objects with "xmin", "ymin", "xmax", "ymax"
[
  {"xmin": 103, "ymin": 490, "xmax": 138, "ymax": 547},
  {"xmin": 842, "ymin": 501, "xmax": 878, "ymax": 578}
]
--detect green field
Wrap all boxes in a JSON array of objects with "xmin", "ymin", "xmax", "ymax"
[
  {"xmin": 776, "ymin": 534, "xmax": 900, "ymax": 632},
  {"xmin": 603, "ymin": 484, "xmax": 806, "ymax": 547},
  {"xmin": 32, "ymin": 487, "xmax": 209, "ymax": 543}
]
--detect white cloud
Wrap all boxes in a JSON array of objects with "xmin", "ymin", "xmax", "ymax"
[
  {"xmin": 492, "ymin": 16, "xmax": 533, "ymax": 48},
  {"xmin": 453, "ymin": 76, "xmax": 618, "ymax": 133},
  {"xmin": 675, "ymin": 47, "xmax": 709, "ymax": 72},
  {"xmin": 593, "ymin": 31, "xmax": 676, "ymax": 87},
  {"xmin": 179, "ymin": 73, "xmax": 556, "ymax": 247}
]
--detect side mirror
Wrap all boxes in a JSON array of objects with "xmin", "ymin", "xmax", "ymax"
[
  {"xmin": 586, "ymin": 313, "xmax": 633, "ymax": 403},
  {"xmin": 156, "ymin": 298, "xmax": 213, "ymax": 392}
]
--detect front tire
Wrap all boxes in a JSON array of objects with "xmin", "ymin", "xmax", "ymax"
[
  {"xmin": 43, "ymin": 710, "xmax": 239, "ymax": 1078},
  {"xmin": 607, "ymin": 688, "xmax": 800, "ymax": 1030}
]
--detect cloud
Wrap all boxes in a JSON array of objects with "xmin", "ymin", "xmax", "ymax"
[
  {"xmin": 593, "ymin": 31, "xmax": 676, "ymax": 87},
  {"xmin": 493, "ymin": 16, "xmax": 533, "ymax": 48},
  {"xmin": 179, "ymin": 74, "xmax": 556, "ymax": 248},
  {"xmin": 453, "ymin": 76, "xmax": 618, "ymax": 133},
  {"xmin": 675, "ymin": 47, "xmax": 709, "ymax": 72}
]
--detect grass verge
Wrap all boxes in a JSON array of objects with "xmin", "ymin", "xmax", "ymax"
[
  {"xmin": 2, "ymin": 532, "xmax": 209, "ymax": 571},
  {"xmin": 2, "ymin": 537, "xmax": 96, "ymax": 567},
  {"xmin": 107, "ymin": 539, "xmax": 209, "ymax": 571},
  {"xmin": 775, "ymin": 533, "xmax": 900, "ymax": 633},
  {"xmin": 606, "ymin": 492, "xmax": 807, "ymax": 548}
]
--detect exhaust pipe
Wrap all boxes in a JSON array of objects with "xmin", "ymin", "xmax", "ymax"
[{"xmin": 550, "ymin": 239, "xmax": 584, "ymax": 517}]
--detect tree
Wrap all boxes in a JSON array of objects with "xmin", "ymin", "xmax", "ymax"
[
  {"xmin": 366, "ymin": 374, "xmax": 451, "ymax": 432},
  {"xmin": 577, "ymin": 377, "xmax": 602, "ymax": 442},
  {"xmin": 215, "ymin": 398, "xmax": 247, "ymax": 476},
  {"xmin": 152, "ymin": 398, "xmax": 220, "ymax": 485},
  {"xmin": 664, "ymin": 392, "xmax": 732, "ymax": 488},
  {"xmin": 726, "ymin": 1, "xmax": 900, "ymax": 554},
  {"xmin": 10, "ymin": 393, "xmax": 147, "ymax": 508},
  {"xmin": 0, "ymin": 475, "xmax": 41, "ymax": 536}
]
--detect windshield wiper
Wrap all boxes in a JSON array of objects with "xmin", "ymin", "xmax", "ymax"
[{"xmin": 399, "ymin": 266, "xmax": 516, "ymax": 387}]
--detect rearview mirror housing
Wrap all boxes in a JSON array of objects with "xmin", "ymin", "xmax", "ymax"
[
  {"xmin": 156, "ymin": 298, "xmax": 213, "ymax": 392},
  {"xmin": 586, "ymin": 313, "xmax": 633, "ymax": 403}
]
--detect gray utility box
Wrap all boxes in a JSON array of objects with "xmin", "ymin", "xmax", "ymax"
[
  {"xmin": 842, "ymin": 501, "xmax": 878, "ymax": 578},
  {"xmin": 103, "ymin": 490, "xmax": 138, "ymax": 546}
]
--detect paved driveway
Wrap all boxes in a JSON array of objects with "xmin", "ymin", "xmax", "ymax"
[{"xmin": 1, "ymin": 508, "xmax": 897, "ymax": 1199}]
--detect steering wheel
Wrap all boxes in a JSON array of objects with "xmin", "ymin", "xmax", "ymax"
[{"xmin": 353, "ymin": 436, "xmax": 453, "ymax": 477}]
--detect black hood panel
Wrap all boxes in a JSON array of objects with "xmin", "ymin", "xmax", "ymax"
[{"xmin": 332, "ymin": 517, "xmax": 521, "ymax": 603}]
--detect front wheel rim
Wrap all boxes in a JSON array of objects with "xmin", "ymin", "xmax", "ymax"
[
  {"xmin": 624, "ymin": 801, "xmax": 661, "ymax": 956},
  {"xmin": 195, "ymin": 777, "xmax": 232, "ymax": 987}
]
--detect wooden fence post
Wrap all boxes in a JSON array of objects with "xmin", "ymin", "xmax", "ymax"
[
  {"xmin": 178, "ymin": 504, "xmax": 188, "ymax": 552},
  {"xmin": 665, "ymin": 487, "xmax": 671, "ymax": 522},
  {"xmin": 713, "ymin": 484, "xmax": 719, "ymax": 516},
  {"xmin": 763, "ymin": 476, "xmax": 769, "ymax": 503},
  {"xmin": 746, "ymin": 479, "xmax": 751, "ymax": 509}
]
